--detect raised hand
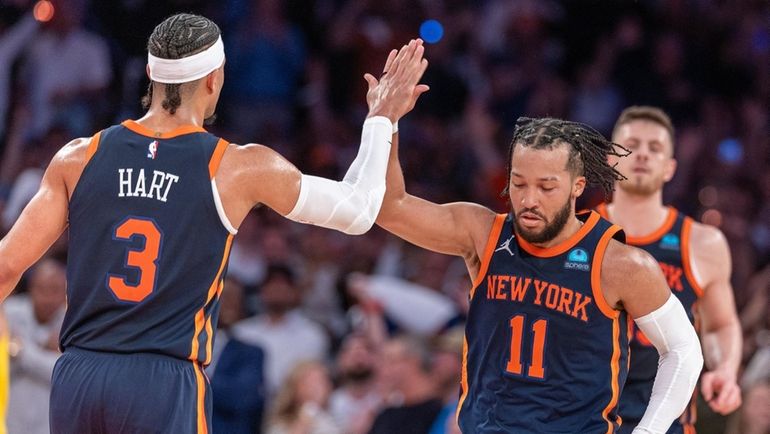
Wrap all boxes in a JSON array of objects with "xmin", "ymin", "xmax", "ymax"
[{"xmin": 364, "ymin": 39, "xmax": 430, "ymax": 123}]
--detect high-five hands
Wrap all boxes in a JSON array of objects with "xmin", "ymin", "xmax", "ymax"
[{"xmin": 365, "ymin": 39, "xmax": 430, "ymax": 123}]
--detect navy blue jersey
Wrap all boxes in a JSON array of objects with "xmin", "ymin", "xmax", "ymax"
[
  {"xmin": 597, "ymin": 204, "xmax": 703, "ymax": 428},
  {"xmin": 61, "ymin": 120, "xmax": 234, "ymax": 366},
  {"xmin": 457, "ymin": 211, "xmax": 629, "ymax": 434}
]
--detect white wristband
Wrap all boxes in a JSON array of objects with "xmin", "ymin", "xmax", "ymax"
[{"xmin": 392, "ymin": 121, "xmax": 398, "ymax": 134}]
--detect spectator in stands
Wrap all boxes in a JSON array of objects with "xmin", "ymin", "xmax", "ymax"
[{"xmin": 329, "ymin": 334, "xmax": 381, "ymax": 434}]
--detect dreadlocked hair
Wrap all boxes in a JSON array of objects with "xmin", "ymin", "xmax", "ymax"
[
  {"xmin": 141, "ymin": 13, "xmax": 221, "ymax": 114},
  {"xmin": 501, "ymin": 117, "xmax": 630, "ymax": 198}
]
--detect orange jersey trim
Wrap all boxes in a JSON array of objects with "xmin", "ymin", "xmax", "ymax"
[
  {"xmin": 121, "ymin": 120, "xmax": 206, "ymax": 139},
  {"xmin": 595, "ymin": 202, "xmax": 609, "ymax": 219},
  {"xmin": 456, "ymin": 336, "xmax": 469, "ymax": 424},
  {"xmin": 624, "ymin": 206, "xmax": 677, "ymax": 245},
  {"xmin": 681, "ymin": 217, "xmax": 704, "ymax": 298},
  {"xmin": 591, "ymin": 225, "xmax": 624, "ymax": 319},
  {"xmin": 189, "ymin": 234, "xmax": 234, "ymax": 361},
  {"xmin": 602, "ymin": 316, "xmax": 622, "ymax": 434},
  {"xmin": 469, "ymin": 214, "xmax": 507, "ymax": 298},
  {"xmin": 517, "ymin": 211, "xmax": 601, "ymax": 258},
  {"xmin": 208, "ymin": 138, "xmax": 229, "ymax": 179},
  {"xmin": 192, "ymin": 362, "xmax": 208, "ymax": 434},
  {"xmin": 85, "ymin": 130, "xmax": 102, "ymax": 164}
]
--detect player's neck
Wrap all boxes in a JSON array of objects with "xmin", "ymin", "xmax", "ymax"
[
  {"xmin": 607, "ymin": 189, "xmax": 669, "ymax": 237},
  {"xmin": 136, "ymin": 104, "xmax": 206, "ymax": 132}
]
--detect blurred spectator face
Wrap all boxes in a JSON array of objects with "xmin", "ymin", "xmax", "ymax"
[
  {"xmin": 218, "ymin": 277, "xmax": 245, "ymax": 329},
  {"xmin": 378, "ymin": 338, "xmax": 427, "ymax": 391},
  {"xmin": 336, "ymin": 335, "xmax": 375, "ymax": 384},
  {"xmin": 29, "ymin": 259, "xmax": 66, "ymax": 324},
  {"xmin": 260, "ymin": 269, "xmax": 300, "ymax": 316},
  {"xmin": 613, "ymin": 120, "xmax": 676, "ymax": 196},
  {"xmin": 296, "ymin": 363, "xmax": 333, "ymax": 406}
]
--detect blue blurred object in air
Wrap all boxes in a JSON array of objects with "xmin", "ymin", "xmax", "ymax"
[
  {"xmin": 717, "ymin": 138, "xmax": 743, "ymax": 165},
  {"xmin": 420, "ymin": 20, "xmax": 444, "ymax": 44}
]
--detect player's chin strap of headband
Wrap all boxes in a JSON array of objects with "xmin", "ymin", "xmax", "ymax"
[
  {"xmin": 148, "ymin": 36, "xmax": 225, "ymax": 84},
  {"xmin": 632, "ymin": 294, "xmax": 704, "ymax": 434}
]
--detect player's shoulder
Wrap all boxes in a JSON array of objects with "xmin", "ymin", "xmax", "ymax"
[
  {"xmin": 687, "ymin": 219, "xmax": 728, "ymax": 252},
  {"xmin": 601, "ymin": 239, "xmax": 661, "ymax": 281}
]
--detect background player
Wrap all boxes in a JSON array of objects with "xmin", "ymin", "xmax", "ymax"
[
  {"xmin": 375, "ymin": 116, "xmax": 703, "ymax": 433},
  {"xmin": 0, "ymin": 13, "xmax": 428, "ymax": 434},
  {"xmin": 599, "ymin": 106, "xmax": 743, "ymax": 434}
]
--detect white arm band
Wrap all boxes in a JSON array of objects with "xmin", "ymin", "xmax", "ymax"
[
  {"xmin": 285, "ymin": 116, "xmax": 393, "ymax": 235},
  {"xmin": 632, "ymin": 294, "xmax": 704, "ymax": 434}
]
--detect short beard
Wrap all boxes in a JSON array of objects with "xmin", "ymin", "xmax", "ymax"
[
  {"xmin": 514, "ymin": 198, "xmax": 573, "ymax": 244},
  {"xmin": 618, "ymin": 175, "xmax": 663, "ymax": 196}
]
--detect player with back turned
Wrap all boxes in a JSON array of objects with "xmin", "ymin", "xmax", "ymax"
[{"xmin": 0, "ymin": 13, "xmax": 429, "ymax": 434}]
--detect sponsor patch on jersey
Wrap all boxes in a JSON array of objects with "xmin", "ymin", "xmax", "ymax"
[
  {"xmin": 147, "ymin": 140, "xmax": 159, "ymax": 159},
  {"xmin": 659, "ymin": 233, "xmax": 680, "ymax": 250},
  {"xmin": 564, "ymin": 248, "xmax": 590, "ymax": 271}
]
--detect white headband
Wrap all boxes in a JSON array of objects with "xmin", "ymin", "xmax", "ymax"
[{"xmin": 148, "ymin": 36, "xmax": 225, "ymax": 84}]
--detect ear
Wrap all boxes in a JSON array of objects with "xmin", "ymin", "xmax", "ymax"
[
  {"xmin": 205, "ymin": 72, "xmax": 216, "ymax": 94},
  {"xmin": 663, "ymin": 158, "xmax": 677, "ymax": 182},
  {"xmin": 146, "ymin": 64, "xmax": 151, "ymax": 79},
  {"xmin": 573, "ymin": 176, "xmax": 587, "ymax": 198}
]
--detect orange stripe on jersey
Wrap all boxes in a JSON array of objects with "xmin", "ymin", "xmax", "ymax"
[
  {"xmin": 591, "ymin": 225, "xmax": 624, "ymax": 319},
  {"xmin": 208, "ymin": 138, "xmax": 229, "ymax": 179},
  {"xmin": 469, "ymin": 214, "xmax": 507, "ymax": 298},
  {"xmin": 680, "ymin": 217, "xmax": 704, "ymax": 297},
  {"xmin": 626, "ymin": 311, "xmax": 633, "ymax": 372},
  {"xmin": 518, "ymin": 211, "xmax": 600, "ymax": 258},
  {"xmin": 190, "ymin": 234, "xmax": 234, "ymax": 361},
  {"xmin": 595, "ymin": 202, "xmax": 609, "ymax": 219},
  {"xmin": 456, "ymin": 335, "xmax": 469, "ymax": 424},
  {"xmin": 121, "ymin": 120, "xmax": 207, "ymax": 139},
  {"xmin": 192, "ymin": 362, "xmax": 208, "ymax": 434},
  {"xmin": 602, "ymin": 316, "xmax": 622, "ymax": 434},
  {"xmin": 85, "ymin": 130, "xmax": 102, "ymax": 164},
  {"xmin": 203, "ymin": 315, "xmax": 214, "ymax": 365},
  {"xmin": 625, "ymin": 206, "xmax": 677, "ymax": 245}
]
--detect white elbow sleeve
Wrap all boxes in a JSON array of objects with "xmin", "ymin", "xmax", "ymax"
[
  {"xmin": 285, "ymin": 116, "xmax": 393, "ymax": 235},
  {"xmin": 632, "ymin": 294, "xmax": 704, "ymax": 434}
]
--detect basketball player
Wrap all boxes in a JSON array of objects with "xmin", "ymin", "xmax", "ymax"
[
  {"xmin": 0, "ymin": 310, "xmax": 8, "ymax": 434},
  {"xmin": 0, "ymin": 13, "xmax": 428, "ymax": 433},
  {"xmin": 600, "ymin": 106, "xmax": 742, "ymax": 434},
  {"xmin": 375, "ymin": 116, "xmax": 704, "ymax": 433}
]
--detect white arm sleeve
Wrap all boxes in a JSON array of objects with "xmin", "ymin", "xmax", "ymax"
[
  {"xmin": 285, "ymin": 116, "xmax": 393, "ymax": 235},
  {"xmin": 632, "ymin": 294, "xmax": 704, "ymax": 434}
]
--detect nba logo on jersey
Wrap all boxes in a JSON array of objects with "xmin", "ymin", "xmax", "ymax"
[
  {"xmin": 147, "ymin": 141, "xmax": 159, "ymax": 159},
  {"xmin": 564, "ymin": 248, "xmax": 590, "ymax": 271},
  {"xmin": 659, "ymin": 233, "xmax": 680, "ymax": 250}
]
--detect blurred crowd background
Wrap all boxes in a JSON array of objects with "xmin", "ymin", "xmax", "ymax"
[{"xmin": 0, "ymin": 0, "xmax": 768, "ymax": 433}]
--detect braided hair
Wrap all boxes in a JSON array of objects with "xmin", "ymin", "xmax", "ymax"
[
  {"xmin": 502, "ymin": 117, "xmax": 630, "ymax": 198},
  {"xmin": 141, "ymin": 13, "xmax": 221, "ymax": 114}
]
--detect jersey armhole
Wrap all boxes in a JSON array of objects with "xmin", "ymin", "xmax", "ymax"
[
  {"xmin": 591, "ymin": 224, "xmax": 624, "ymax": 319},
  {"xmin": 469, "ymin": 213, "xmax": 507, "ymax": 297},
  {"xmin": 85, "ymin": 130, "xmax": 102, "ymax": 164},
  {"xmin": 681, "ymin": 218, "xmax": 705, "ymax": 298},
  {"xmin": 208, "ymin": 138, "xmax": 237, "ymax": 235}
]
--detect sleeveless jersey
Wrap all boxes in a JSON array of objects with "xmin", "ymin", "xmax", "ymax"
[
  {"xmin": 457, "ymin": 211, "xmax": 629, "ymax": 434},
  {"xmin": 61, "ymin": 120, "xmax": 235, "ymax": 366},
  {"xmin": 597, "ymin": 204, "xmax": 703, "ymax": 426}
]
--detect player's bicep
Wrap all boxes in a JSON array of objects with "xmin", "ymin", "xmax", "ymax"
[
  {"xmin": 0, "ymin": 161, "xmax": 69, "ymax": 295},
  {"xmin": 377, "ymin": 195, "xmax": 494, "ymax": 258},
  {"xmin": 694, "ymin": 228, "xmax": 739, "ymax": 333}
]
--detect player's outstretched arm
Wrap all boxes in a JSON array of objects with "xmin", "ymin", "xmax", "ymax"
[
  {"xmin": 0, "ymin": 138, "xmax": 86, "ymax": 302},
  {"xmin": 215, "ymin": 40, "xmax": 429, "ymax": 235},
  {"xmin": 602, "ymin": 242, "xmax": 704, "ymax": 434},
  {"xmin": 376, "ymin": 130, "xmax": 497, "ymax": 265},
  {"xmin": 689, "ymin": 223, "xmax": 742, "ymax": 414}
]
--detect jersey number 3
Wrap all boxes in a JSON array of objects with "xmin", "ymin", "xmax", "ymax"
[
  {"xmin": 506, "ymin": 315, "xmax": 548, "ymax": 379},
  {"xmin": 107, "ymin": 217, "xmax": 162, "ymax": 302}
]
